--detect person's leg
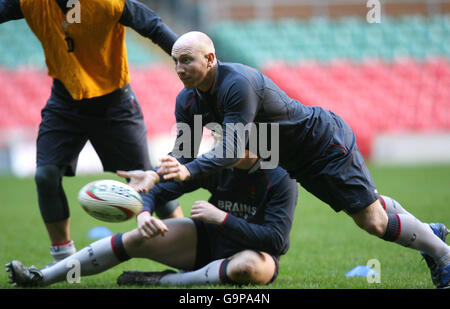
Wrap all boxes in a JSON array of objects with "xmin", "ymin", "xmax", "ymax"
[
  {"xmin": 7, "ymin": 218, "xmax": 198, "ymax": 287},
  {"xmin": 349, "ymin": 198, "xmax": 450, "ymax": 269},
  {"xmin": 155, "ymin": 200, "xmax": 184, "ymax": 219},
  {"xmin": 119, "ymin": 220, "xmax": 277, "ymax": 287},
  {"xmin": 36, "ymin": 96, "xmax": 88, "ymax": 262},
  {"xmin": 297, "ymin": 114, "xmax": 449, "ymax": 287},
  {"xmin": 225, "ymin": 250, "xmax": 277, "ymax": 285},
  {"xmin": 154, "ymin": 250, "xmax": 276, "ymax": 286},
  {"xmin": 165, "ymin": 206, "xmax": 184, "ymax": 218},
  {"xmin": 123, "ymin": 218, "xmax": 197, "ymax": 269},
  {"xmin": 35, "ymin": 165, "xmax": 71, "ymax": 242},
  {"xmin": 348, "ymin": 199, "xmax": 387, "ymax": 237}
]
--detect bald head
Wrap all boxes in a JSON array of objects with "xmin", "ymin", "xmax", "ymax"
[
  {"xmin": 172, "ymin": 31, "xmax": 215, "ymax": 56},
  {"xmin": 171, "ymin": 31, "xmax": 218, "ymax": 91}
]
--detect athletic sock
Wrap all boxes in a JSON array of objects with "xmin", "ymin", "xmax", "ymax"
[
  {"xmin": 50, "ymin": 240, "xmax": 76, "ymax": 262},
  {"xmin": 379, "ymin": 195, "xmax": 412, "ymax": 216},
  {"xmin": 159, "ymin": 258, "xmax": 230, "ymax": 286},
  {"xmin": 41, "ymin": 233, "xmax": 129, "ymax": 285},
  {"xmin": 382, "ymin": 213, "xmax": 450, "ymax": 264}
]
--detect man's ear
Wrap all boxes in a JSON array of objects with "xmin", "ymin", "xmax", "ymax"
[{"xmin": 206, "ymin": 53, "xmax": 215, "ymax": 67}]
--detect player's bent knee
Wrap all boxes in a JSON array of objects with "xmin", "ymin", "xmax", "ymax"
[
  {"xmin": 35, "ymin": 165, "xmax": 62, "ymax": 190},
  {"xmin": 227, "ymin": 251, "xmax": 274, "ymax": 285},
  {"xmin": 229, "ymin": 259, "xmax": 258, "ymax": 284}
]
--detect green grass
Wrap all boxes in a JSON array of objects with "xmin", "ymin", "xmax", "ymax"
[{"xmin": 1, "ymin": 164, "xmax": 449, "ymax": 289}]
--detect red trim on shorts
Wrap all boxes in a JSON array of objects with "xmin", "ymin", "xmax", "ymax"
[{"xmin": 329, "ymin": 143, "xmax": 349, "ymax": 154}]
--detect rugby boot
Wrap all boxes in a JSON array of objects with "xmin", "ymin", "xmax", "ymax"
[
  {"xmin": 420, "ymin": 223, "xmax": 449, "ymax": 286},
  {"xmin": 436, "ymin": 264, "xmax": 450, "ymax": 289},
  {"xmin": 6, "ymin": 260, "xmax": 43, "ymax": 287},
  {"xmin": 117, "ymin": 269, "xmax": 176, "ymax": 286}
]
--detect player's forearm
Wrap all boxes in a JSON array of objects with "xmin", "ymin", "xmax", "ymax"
[
  {"xmin": 119, "ymin": 0, "xmax": 178, "ymax": 55},
  {"xmin": 184, "ymin": 156, "xmax": 240, "ymax": 179},
  {"xmin": 184, "ymin": 131, "xmax": 243, "ymax": 178},
  {"xmin": 0, "ymin": 0, "xmax": 23, "ymax": 24},
  {"xmin": 142, "ymin": 175, "xmax": 201, "ymax": 213}
]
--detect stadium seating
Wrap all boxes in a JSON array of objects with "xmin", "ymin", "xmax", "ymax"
[
  {"xmin": 0, "ymin": 20, "xmax": 45, "ymax": 68},
  {"xmin": 263, "ymin": 58, "xmax": 450, "ymax": 156},
  {"xmin": 210, "ymin": 15, "xmax": 450, "ymax": 68},
  {"xmin": 0, "ymin": 66, "xmax": 182, "ymax": 136},
  {"xmin": 0, "ymin": 20, "xmax": 179, "ymax": 135},
  {"xmin": 0, "ymin": 15, "xmax": 449, "ymax": 159},
  {"xmin": 0, "ymin": 20, "xmax": 160, "ymax": 68}
]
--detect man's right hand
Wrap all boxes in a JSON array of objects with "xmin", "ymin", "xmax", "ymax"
[{"xmin": 136, "ymin": 211, "xmax": 168, "ymax": 239}]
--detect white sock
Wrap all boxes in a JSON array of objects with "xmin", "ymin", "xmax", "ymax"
[
  {"xmin": 381, "ymin": 196, "xmax": 450, "ymax": 265},
  {"xmin": 380, "ymin": 195, "xmax": 412, "ymax": 216},
  {"xmin": 50, "ymin": 240, "xmax": 76, "ymax": 262},
  {"xmin": 42, "ymin": 235, "xmax": 126, "ymax": 285},
  {"xmin": 159, "ymin": 259, "xmax": 228, "ymax": 286}
]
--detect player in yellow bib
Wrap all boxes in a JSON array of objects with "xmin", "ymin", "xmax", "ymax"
[{"xmin": 0, "ymin": 0, "xmax": 182, "ymax": 264}]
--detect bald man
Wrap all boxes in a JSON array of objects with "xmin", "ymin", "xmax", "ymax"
[{"xmin": 120, "ymin": 31, "xmax": 450, "ymax": 289}]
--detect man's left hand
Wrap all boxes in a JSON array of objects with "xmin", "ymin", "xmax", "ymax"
[
  {"xmin": 191, "ymin": 201, "xmax": 227, "ymax": 225},
  {"xmin": 157, "ymin": 156, "xmax": 191, "ymax": 181}
]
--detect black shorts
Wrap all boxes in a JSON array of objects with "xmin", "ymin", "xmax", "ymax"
[
  {"xmin": 193, "ymin": 219, "xmax": 279, "ymax": 285},
  {"xmin": 293, "ymin": 113, "xmax": 379, "ymax": 214},
  {"xmin": 36, "ymin": 80, "xmax": 151, "ymax": 176}
]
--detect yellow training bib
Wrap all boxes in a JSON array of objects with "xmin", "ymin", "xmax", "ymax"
[{"xmin": 20, "ymin": 0, "xmax": 129, "ymax": 100}]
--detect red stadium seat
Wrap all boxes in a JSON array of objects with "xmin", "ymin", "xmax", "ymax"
[
  {"xmin": 1, "ymin": 59, "xmax": 449, "ymax": 159},
  {"xmin": 262, "ymin": 58, "xmax": 450, "ymax": 158},
  {"xmin": 0, "ymin": 66, "xmax": 183, "ymax": 135}
]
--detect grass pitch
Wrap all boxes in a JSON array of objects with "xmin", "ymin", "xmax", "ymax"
[{"xmin": 0, "ymin": 164, "xmax": 449, "ymax": 289}]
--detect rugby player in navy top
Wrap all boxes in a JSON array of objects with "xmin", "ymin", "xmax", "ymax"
[
  {"xmin": 122, "ymin": 32, "xmax": 450, "ymax": 288},
  {"xmin": 7, "ymin": 150, "xmax": 298, "ymax": 287}
]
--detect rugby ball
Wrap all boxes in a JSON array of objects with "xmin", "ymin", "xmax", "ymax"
[{"xmin": 78, "ymin": 180, "xmax": 143, "ymax": 222}]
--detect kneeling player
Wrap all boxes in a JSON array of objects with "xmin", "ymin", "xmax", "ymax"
[{"xmin": 6, "ymin": 152, "xmax": 298, "ymax": 287}]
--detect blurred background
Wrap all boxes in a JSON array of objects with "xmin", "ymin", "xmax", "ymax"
[{"xmin": 0, "ymin": 0, "xmax": 449, "ymax": 176}]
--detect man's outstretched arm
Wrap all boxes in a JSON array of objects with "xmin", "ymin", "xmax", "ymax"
[
  {"xmin": 0, "ymin": 0, "xmax": 23, "ymax": 24},
  {"xmin": 119, "ymin": 0, "xmax": 178, "ymax": 55}
]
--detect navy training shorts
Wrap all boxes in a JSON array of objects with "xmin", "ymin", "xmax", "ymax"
[
  {"xmin": 293, "ymin": 112, "xmax": 379, "ymax": 214},
  {"xmin": 36, "ymin": 79, "xmax": 151, "ymax": 176},
  {"xmin": 193, "ymin": 219, "xmax": 279, "ymax": 285}
]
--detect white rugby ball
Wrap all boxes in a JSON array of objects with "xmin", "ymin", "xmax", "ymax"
[{"xmin": 78, "ymin": 179, "xmax": 143, "ymax": 222}]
